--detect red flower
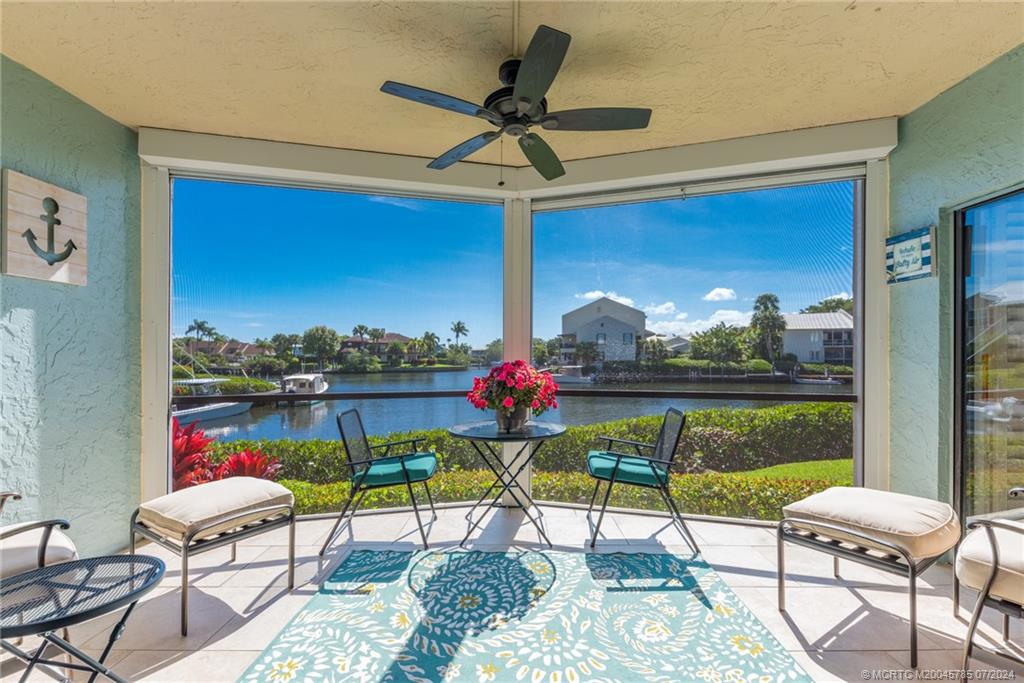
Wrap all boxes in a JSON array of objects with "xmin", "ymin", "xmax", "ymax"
[
  {"xmin": 172, "ymin": 418, "xmax": 215, "ymax": 491},
  {"xmin": 465, "ymin": 360, "xmax": 559, "ymax": 416},
  {"xmin": 215, "ymin": 449, "xmax": 282, "ymax": 481}
]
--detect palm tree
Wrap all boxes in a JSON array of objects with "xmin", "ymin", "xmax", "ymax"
[
  {"xmin": 352, "ymin": 324, "xmax": 369, "ymax": 345},
  {"xmin": 405, "ymin": 338, "xmax": 423, "ymax": 363},
  {"xmin": 368, "ymin": 327, "xmax": 386, "ymax": 357},
  {"xmin": 421, "ymin": 331, "xmax": 440, "ymax": 358},
  {"xmin": 185, "ymin": 319, "xmax": 212, "ymax": 349},
  {"xmin": 450, "ymin": 321, "xmax": 468, "ymax": 346}
]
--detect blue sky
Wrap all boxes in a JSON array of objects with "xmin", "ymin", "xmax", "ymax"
[{"xmin": 173, "ymin": 179, "xmax": 853, "ymax": 346}]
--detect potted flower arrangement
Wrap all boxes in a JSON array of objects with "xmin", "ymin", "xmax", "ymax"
[{"xmin": 467, "ymin": 360, "xmax": 559, "ymax": 433}]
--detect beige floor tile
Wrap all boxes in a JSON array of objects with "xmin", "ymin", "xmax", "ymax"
[
  {"xmin": 690, "ymin": 520, "xmax": 778, "ymax": 546},
  {"xmin": 788, "ymin": 649, "xmax": 904, "ymax": 683},
  {"xmin": 765, "ymin": 544, "xmax": 905, "ymax": 588},
  {"xmin": 700, "ymin": 545, "xmax": 784, "ymax": 588},
  {"xmin": 1, "ymin": 646, "xmax": 129, "ymax": 682},
  {"xmin": 112, "ymin": 649, "xmax": 260, "ymax": 682},
  {"xmin": 202, "ymin": 590, "xmax": 315, "ymax": 651},
  {"xmin": 887, "ymin": 647, "xmax": 1024, "ymax": 674}
]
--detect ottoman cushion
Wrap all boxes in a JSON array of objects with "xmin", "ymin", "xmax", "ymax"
[
  {"xmin": 783, "ymin": 486, "xmax": 960, "ymax": 561},
  {"xmin": 139, "ymin": 477, "xmax": 293, "ymax": 541},
  {"xmin": 955, "ymin": 520, "xmax": 1024, "ymax": 605}
]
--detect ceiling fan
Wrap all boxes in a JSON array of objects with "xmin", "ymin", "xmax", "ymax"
[{"xmin": 380, "ymin": 25, "xmax": 652, "ymax": 181}]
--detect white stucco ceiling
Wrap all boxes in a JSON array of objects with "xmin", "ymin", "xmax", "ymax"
[{"xmin": 2, "ymin": 1, "xmax": 1021, "ymax": 169}]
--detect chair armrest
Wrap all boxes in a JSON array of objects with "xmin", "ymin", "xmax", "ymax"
[
  {"xmin": 0, "ymin": 492, "xmax": 22, "ymax": 515},
  {"xmin": 600, "ymin": 436, "xmax": 655, "ymax": 457},
  {"xmin": 371, "ymin": 438, "xmax": 426, "ymax": 456},
  {"xmin": 1009, "ymin": 487, "xmax": 1024, "ymax": 498}
]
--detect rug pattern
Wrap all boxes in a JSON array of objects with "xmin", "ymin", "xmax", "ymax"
[{"xmin": 240, "ymin": 549, "xmax": 811, "ymax": 683}]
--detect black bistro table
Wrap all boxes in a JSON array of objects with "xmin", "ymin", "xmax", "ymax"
[
  {"xmin": 0, "ymin": 554, "xmax": 164, "ymax": 683},
  {"xmin": 448, "ymin": 420, "xmax": 566, "ymax": 547}
]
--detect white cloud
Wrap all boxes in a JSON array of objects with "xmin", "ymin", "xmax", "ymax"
[
  {"xmin": 643, "ymin": 301, "xmax": 677, "ymax": 316},
  {"xmin": 824, "ymin": 292, "xmax": 851, "ymax": 300},
  {"xmin": 574, "ymin": 290, "xmax": 635, "ymax": 307},
  {"xmin": 702, "ymin": 287, "xmax": 737, "ymax": 302},
  {"xmin": 648, "ymin": 309, "xmax": 752, "ymax": 337},
  {"xmin": 243, "ymin": 322, "xmax": 265, "ymax": 328},
  {"xmin": 367, "ymin": 195, "xmax": 426, "ymax": 212}
]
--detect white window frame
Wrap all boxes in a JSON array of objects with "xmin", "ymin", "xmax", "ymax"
[{"xmin": 139, "ymin": 119, "xmax": 894, "ymax": 500}]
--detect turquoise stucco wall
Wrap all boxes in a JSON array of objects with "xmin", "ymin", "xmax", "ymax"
[
  {"xmin": 1, "ymin": 56, "xmax": 141, "ymax": 554},
  {"xmin": 888, "ymin": 45, "xmax": 1024, "ymax": 502}
]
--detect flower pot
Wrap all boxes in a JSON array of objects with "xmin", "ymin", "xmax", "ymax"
[{"xmin": 496, "ymin": 405, "xmax": 530, "ymax": 434}]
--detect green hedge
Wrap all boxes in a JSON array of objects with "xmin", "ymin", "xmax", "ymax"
[
  {"xmin": 209, "ymin": 402, "xmax": 852, "ymax": 481},
  {"xmin": 797, "ymin": 362, "xmax": 854, "ymax": 376},
  {"xmin": 280, "ymin": 469, "xmax": 845, "ymax": 520},
  {"xmin": 602, "ymin": 358, "xmax": 775, "ymax": 376},
  {"xmin": 216, "ymin": 377, "xmax": 278, "ymax": 394}
]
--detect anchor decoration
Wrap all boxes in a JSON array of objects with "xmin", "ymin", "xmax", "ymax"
[
  {"xmin": 3, "ymin": 169, "xmax": 87, "ymax": 285},
  {"xmin": 23, "ymin": 197, "xmax": 77, "ymax": 266}
]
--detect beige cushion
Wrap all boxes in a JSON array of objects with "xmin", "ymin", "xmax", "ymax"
[
  {"xmin": 0, "ymin": 523, "xmax": 79, "ymax": 578},
  {"xmin": 956, "ymin": 520, "xmax": 1024, "ymax": 606},
  {"xmin": 783, "ymin": 486, "xmax": 960, "ymax": 561},
  {"xmin": 138, "ymin": 477, "xmax": 293, "ymax": 541}
]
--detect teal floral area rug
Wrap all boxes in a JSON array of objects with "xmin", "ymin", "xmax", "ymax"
[{"xmin": 241, "ymin": 549, "xmax": 811, "ymax": 683}]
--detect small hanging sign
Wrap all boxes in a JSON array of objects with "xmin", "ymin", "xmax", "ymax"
[
  {"xmin": 886, "ymin": 226, "xmax": 933, "ymax": 284},
  {"xmin": 1, "ymin": 169, "xmax": 87, "ymax": 286}
]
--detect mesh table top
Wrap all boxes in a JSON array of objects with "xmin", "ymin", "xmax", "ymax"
[
  {"xmin": 448, "ymin": 420, "xmax": 566, "ymax": 442},
  {"xmin": 0, "ymin": 555, "xmax": 164, "ymax": 638}
]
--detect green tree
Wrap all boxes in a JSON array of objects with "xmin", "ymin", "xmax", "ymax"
[
  {"xmin": 244, "ymin": 355, "xmax": 286, "ymax": 376},
  {"xmin": 546, "ymin": 337, "xmax": 561, "ymax": 360},
  {"xmin": 532, "ymin": 338, "xmax": 550, "ymax": 366},
  {"xmin": 484, "ymin": 338, "xmax": 504, "ymax": 364},
  {"xmin": 270, "ymin": 333, "xmax": 302, "ymax": 357},
  {"xmin": 339, "ymin": 350, "xmax": 382, "ymax": 373},
  {"xmin": 450, "ymin": 320, "xmax": 469, "ymax": 347},
  {"xmin": 421, "ymin": 331, "xmax": 441, "ymax": 358},
  {"xmin": 368, "ymin": 327, "xmax": 386, "ymax": 356},
  {"xmin": 352, "ymin": 324, "xmax": 369, "ymax": 344},
  {"xmin": 576, "ymin": 341, "xmax": 600, "ymax": 367},
  {"xmin": 302, "ymin": 326, "xmax": 341, "ymax": 370},
  {"xmin": 802, "ymin": 296, "xmax": 854, "ymax": 314},
  {"xmin": 750, "ymin": 293, "xmax": 786, "ymax": 361},
  {"xmin": 386, "ymin": 341, "xmax": 406, "ymax": 367},
  {"xmin": 646, "ymin": 338, "xmax": 670, "ymax": 362},
  {"xmin": 690, "ymin": 323, "xmax": 745, "ymax": 363},
  {"xmin": 185, "ymin": 319, "xmax": 213, "ymax": 346},
  {"xmin": 405, "ymin": 338, "xmax": 423, "ymax": 363}
]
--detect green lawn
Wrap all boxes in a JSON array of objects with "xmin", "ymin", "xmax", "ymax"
[{"xmin": 733, "ymin": 459, "xmax": 853, "ymax": 484}]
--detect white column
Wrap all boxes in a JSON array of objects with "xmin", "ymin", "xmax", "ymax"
[
  {"xmin": 862, "ymin": 159, "xmax": 891, "ymax": 490},
  {"xmin": 140, "ymin": 164, "xmax": 172, "ymax": 504},
  {"xmin": 502, "ymin": 198, "xmax": 533, "ymax": 505}
]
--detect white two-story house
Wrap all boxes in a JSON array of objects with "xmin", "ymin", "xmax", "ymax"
[
  {"xmin": 560, "ymin": 296, "xmax": 648, "ymax": 363},
  {"xmin": 782, "ymin": 310, "xmax": 854, "ymax": 365}
]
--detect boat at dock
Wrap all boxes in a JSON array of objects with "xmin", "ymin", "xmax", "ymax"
[
  {"xmin": 172, "ymin": 378, "xmax": 253, "ymax": 425},
  {"xmin": 276, "ymin": 373, "xmax": 330, "ymax": 405},
  {"xmin": 544, "ymin": 365, "xmax": 595, "ymax": 385}
]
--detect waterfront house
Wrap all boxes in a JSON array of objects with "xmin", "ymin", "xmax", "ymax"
[
  {"xmin": 560, "ymin": 296, "xmax": 648, "ymax": 363},
  {"xmin": 782, "ymin": 311, "xmax": 855, "ymax": 366}
]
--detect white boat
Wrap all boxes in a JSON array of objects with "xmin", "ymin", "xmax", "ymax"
[
  {"xmin": 277, "ymin": 373, "xmax": 330, "ymax": 405},
  {"xmin": 172, "ymin": 378, "xmax": 253, "ymax": 425},
  {"xmin": 546, "ymin": 365, "xmax": 595, "ymax": 384},
  {"xmin": 793, "ymin": 375, "xmax": 843, "ymax": 385}
]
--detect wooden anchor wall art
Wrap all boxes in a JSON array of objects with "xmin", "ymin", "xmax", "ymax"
[{"xmin": 2, "ymin": 169, "xmax": 87, "ymax": 286}]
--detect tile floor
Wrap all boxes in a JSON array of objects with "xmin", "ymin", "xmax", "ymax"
[{"xmin": 2, "ymin": 506, "xmax": 1022, "ymax": 682}]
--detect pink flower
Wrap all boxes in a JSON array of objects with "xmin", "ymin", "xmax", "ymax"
[
  {"xmin": 502, "ymin": 396, "xmax": 515, "ymax": 409},
  {"xmin": 531, "ymin": 399, "xmax": 541, "ymax": 409}
]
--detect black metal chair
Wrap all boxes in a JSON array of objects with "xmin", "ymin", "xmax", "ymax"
[
  {"xmin": 319, "ymin": 409, "xmax": 438, "ymax": 555},
  {"xmin": 585, "ymin": 408, "xmax": 699, "ymax": 552}
]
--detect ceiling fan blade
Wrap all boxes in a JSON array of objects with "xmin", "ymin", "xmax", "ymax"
[
  {"xmin": 512, "ymin": 25, "xmax": 571, "ymax": 115},
  {"xmin": 381, "ymin": 81, "xmax": 502, "ymax": 126},
  {"xmin": 518, "ymin": 133, "xmax": 565, "ymax": 181},
  {"xmin": 427, "ymin": 131, "xmax": 501, "ymax": 170},
  {"xmin": 541, "ymin": 107, "xmax": 652, "ymax": 131}
]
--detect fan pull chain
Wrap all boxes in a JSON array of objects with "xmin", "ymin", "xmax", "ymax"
[{"xmin": 498, "ymin": 137, "xmax": 505, "ymax": 187}]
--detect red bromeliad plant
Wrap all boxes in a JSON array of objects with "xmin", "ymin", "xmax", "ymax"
[
  {"xmin": 171, "ymin": 418, "xmax": 281, "ymax": 490},
  {"xmin": 215, "ymin": 449, "xmax": 282, "ymax": 481},
  {"xmin": 172, "ymin": 417, "xmax": 215, "ymax": 490},
  {"xmin": 466, "ymin": 359, "xmax": 558, "ymax": 416}
]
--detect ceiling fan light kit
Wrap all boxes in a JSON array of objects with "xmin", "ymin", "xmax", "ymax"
[{"xmin": 380, "ymin": 25, "xmax": 652, "ymax": 182}]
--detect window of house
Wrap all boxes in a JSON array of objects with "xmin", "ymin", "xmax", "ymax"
[
  {"xmin": 596, "ymin": 333, "xmax": 606, "ymax": 344},
  {"xmin": 623, "ymin": 332, "xmax": 633, "ymax": 344}
]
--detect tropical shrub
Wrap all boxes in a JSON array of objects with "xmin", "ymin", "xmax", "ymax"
[
  {"xmin": 172, "ymin": 418, "xmax": 214, "ymax": 490},
  {"xmin": 215, "ymin": 449, "xmax": 282, "ymax": 480},
  {"xmin": 279, "ymin": 469, "xmax": 846, "ymax": 520},
  {"xmin": 208, "ymin": 402, "xmax": 853, "ymax": 482}
]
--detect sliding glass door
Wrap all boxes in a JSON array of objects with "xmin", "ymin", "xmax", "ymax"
[{"xmin": 958, "ymin": 188, "xmax": 1024, "ymax": 521}]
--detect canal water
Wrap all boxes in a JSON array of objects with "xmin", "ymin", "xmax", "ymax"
[{"xmin": 200, "ymin": 368, "xmax": 851, "ymax": 442}]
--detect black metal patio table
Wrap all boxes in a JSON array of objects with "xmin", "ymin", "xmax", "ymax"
[
  {"xmin": 448, "ymin": 420, "xmax": 566, "ymax": 547},
  {"xmin": 0, "ymin": 554, "xmax": 164, "ymax": 683}
]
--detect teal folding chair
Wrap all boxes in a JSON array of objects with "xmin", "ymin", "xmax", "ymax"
[
  {"xmin": 586, "ymin": 407, "xmax": 699, "ymax": 552},
  {"xmin": 319, "ymin": 409, "xmax": 438, "ymax": 555}
]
